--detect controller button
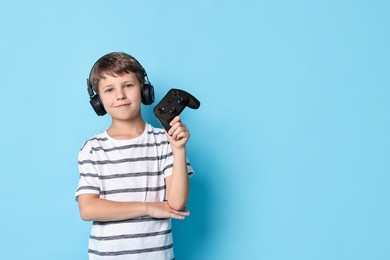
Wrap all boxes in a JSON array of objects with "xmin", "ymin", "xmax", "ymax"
[
  {"xmin": 177, "ymin": 97, "xmax": 185, "ymax": 104},
  {"xmin": 158, "ymin": 107, "xmax": 165, "ymax": 114},
  {"xmin": 169, "ymin": 106, "xmax": 177, "ymax": 114}
]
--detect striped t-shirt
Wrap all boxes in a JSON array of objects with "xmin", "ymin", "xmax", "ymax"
[{"xmin": 75, "ymin": 124, "xmax": 193, "ymax": 259}]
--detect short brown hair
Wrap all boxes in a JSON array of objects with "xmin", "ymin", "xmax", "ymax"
[{"xmin": 89, "ymin": 52, "xmax": 146, "ymax": 93}]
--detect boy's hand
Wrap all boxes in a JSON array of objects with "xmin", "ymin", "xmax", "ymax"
[
  {"xmin": 166, "ymin": 116, "xmax": 190, "ymax": 149},
  {"xmin": 147, "ymin": 201, "xmax": 190, "ymax": 220}
]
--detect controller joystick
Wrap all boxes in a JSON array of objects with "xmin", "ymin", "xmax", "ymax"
[
  {"xmin": 169, "ymin": 106, "xmax": 177, "ymax": 114},
  {"xmin": 153, "ymin": 88, "xmax": 200, "ymax": 132}
]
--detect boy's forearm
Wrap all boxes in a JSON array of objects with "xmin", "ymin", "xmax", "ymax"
[
  {"xmin": 79, "ymin": 196, "xmax": 189, "ymax": 222},
  {"xmin": 79, "ymin": 196, "xmax": 149, "ymax": 222},
  {"xmin": 167, "ymin": 148, "xmax": 190, "ymax": 210}
]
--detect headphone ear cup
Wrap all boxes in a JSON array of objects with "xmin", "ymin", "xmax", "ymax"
[
  {"xmin": 90, "ymin": 95, "xmax": 107, "ymax": 116},
  {"xmin": 142, "ymin": 83, "xmax": 155, "ymax": 105}
]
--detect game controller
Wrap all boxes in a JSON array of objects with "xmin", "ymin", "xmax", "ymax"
[{"xmin": 153, "ymin": 88, "xmax": 200, "ymax": 132}]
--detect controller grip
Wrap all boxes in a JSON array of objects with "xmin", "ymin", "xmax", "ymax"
[{"xmin": 186, "ymin": 92, "xmax": 201, "ymax": 109}]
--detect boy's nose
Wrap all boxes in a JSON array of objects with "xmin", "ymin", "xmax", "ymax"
[{"xmin": 116, "ymin": 89, "xmax": 126, "ymax": 100}]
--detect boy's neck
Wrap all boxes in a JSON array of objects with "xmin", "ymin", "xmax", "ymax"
[{"xmin": 107, "ymin": 117, "xmax": 146, "ymax": 140}]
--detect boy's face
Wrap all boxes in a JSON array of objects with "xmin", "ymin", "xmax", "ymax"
[{"xmin": 98, "ymin": 72, "xmax": 143, "ymax": 121}]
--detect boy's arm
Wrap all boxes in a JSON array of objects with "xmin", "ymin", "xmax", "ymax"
[
  {"xmin": 78, "ymin": 194, "xmax": 189, "ymax": 222},
  {"xmin": 165, "ymin": 116, "xmax": 191, "ymax": 211}
]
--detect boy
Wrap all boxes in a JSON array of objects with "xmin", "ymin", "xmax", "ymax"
[{"xmin": 75, "ymin": 52, "xmax": 193, "ymax": 259}]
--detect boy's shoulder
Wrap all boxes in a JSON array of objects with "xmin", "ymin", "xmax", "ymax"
[
  {"xmin": 79, "ymin": 131, "xmax": 107, "ymax": 152},
  {"xmin": 79, "ymin": 124, "xmax": 166, "ymax": 151},
  {"xmin": 146, "ymin": 124, "xmax": 171, "ymax": 144},
  {"xmin": 146, "ymin": 123, "xmax": 166, "ymax": 136}
]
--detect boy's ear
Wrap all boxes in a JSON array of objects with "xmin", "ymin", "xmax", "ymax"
[
  {"xmin": 87, "ymin": 78, "xmax": 107, "ymax": 116},
  {"xmin": 141, "ymin": 83, "xmax": 155, "ymax": 105},
  {"xmin": 90, "ymin": 94, "xmax": 107, "ymax": 116}
]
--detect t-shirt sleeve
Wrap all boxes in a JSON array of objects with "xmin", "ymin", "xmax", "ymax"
[{"xmin": 75, "ymin": 142, "xmax": 101, "ymax": 201}]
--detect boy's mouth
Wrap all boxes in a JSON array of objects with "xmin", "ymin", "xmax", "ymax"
[{"xmin": 115, "ymin": 103, "xmax": 131, "ymax": 108}]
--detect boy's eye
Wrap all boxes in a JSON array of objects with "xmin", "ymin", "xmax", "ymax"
[
  {"xmin": 104, "ymin": 88, "xmax": 114, "ymax": 93},
  {"xmin": 124, "ymin": 83, "xmax": 134, "ymax": 88}
]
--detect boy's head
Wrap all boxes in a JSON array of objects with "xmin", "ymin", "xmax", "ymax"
[
  {"xmin": 87, "ymin": 52, "xmax": 154, "ymax": 116},
  {"xmin": 89, "ymin": 52, "xmax": 146, "ymax": 93}
]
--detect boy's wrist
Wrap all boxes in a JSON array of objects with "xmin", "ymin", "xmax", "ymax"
[
  {"xmin": 171, "ymin": 146, "xmax": 186, "ymax": 157},
  {"xmin": 131, "ymin": 201, "xmax": 150, "ymax": 217},
  {"xmin": 145, "ymin": 202, "xmax": 158, "ymax": 217}
]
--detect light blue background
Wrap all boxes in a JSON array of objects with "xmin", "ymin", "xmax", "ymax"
[{"xmin": 1, "ymin": 1, "xmax": 389, "ymax": 259}]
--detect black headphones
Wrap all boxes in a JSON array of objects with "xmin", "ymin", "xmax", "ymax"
[{"xmin": 87, "ymin": 54, "xmax": 155, "ymax": 116}]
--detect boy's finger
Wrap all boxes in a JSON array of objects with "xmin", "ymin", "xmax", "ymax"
[
  {"xmin": 171, "ymin": 214, "xmax": 185, "ymax": 220},
  {"xmin": 171, "ymin": 209, "xmax": 190, "ymax": 216},
  {"xmin": 170, "ymin": 116, "xmax": 181, "ymax": 126},
  {"xmin": 168, "ymin": 121, "xmax": 181, "ymax": 136}
]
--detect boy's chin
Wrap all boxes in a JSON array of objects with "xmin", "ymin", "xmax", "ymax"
[{"xmin": 109, "ymin": 112, "xmax": 143, "ymax": 122}]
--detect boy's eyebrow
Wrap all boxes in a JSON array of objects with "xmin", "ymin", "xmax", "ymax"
[
  {"xmin": 100, "ymin": 83, "xmax": 114, "ymax": 89},
  {"xmin": 99, "ymin": 79, "xmax": 137, "ymax": 89},
  {"xmin": 123, "ymin": 80, "xmax": 137, "ymax": 84}
]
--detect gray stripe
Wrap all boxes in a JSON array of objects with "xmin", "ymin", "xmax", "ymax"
[
  {"xmin": 80, "ymin": 128, "xmax": 164, "ymax": 151},
  {"xmin": 91, "ymin": 137, "xmax": 108, "ymax": 141},
  {"xmin": 88, "ymin": 243, "xmax": 173, "ymax": 256},
  {"xmin": 80, "ymin": 137, "xmax": 108, "ymax": 150},
  {"xmin": 101, "ymin": 186, "xmax": 165, "ymax": 195},
  {"xmin": 90, "ymin": 229, "xmax": 171, "ymax": 241},
  {"xmin": 91, "ymin": 141, "xmax": 169, "ymax": 153},
  {"xmin": 100, "ymin": 171, "xmax": 164, "ymax": 180},
  {"xmin": 79, "ymin": 173, "xmax": 99, "ymax": 178},
  {"xmin": 93, "ymin": 216, "xmax": 162, "ymax": 226},
  {"xmin": 163, "ymin": 163, "xmax": 173, "ymax": 172},
  {"xmin": 78, "ymin": 152, "xmax": 173, "ymax": 165},
  {"xmin": 79, "ymin": 171, "xmax": 164, "ymax": 180},
  {"xmin": 149, "ymin": 130, "xmax": 165, "ymax": 135},
  {"xmin": 79, "ymin": 165, "xmax": 192, "ymax": 182},
  {"xmin": 77, "ymin": 186, "xmax": 100, "ymax": 192}
]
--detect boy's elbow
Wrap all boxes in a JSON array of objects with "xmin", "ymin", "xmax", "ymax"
[
  {"xmin": 78, "ymin": 194, "xmax": 99, "ymax": 221},
  {"xmin": 80, "ymin": 213, "xmax": 91, "ymax": 221},
  {"xmin": 79, "ymin": 206, "xmax": 94, "ymax": 221},
  {"xmin": 78, "ymin": 201, "xmax": 96, "ymax": 221},
  {"xmin": 168, "ymin": 200, "xmax": 187, "ymax": 211}
]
